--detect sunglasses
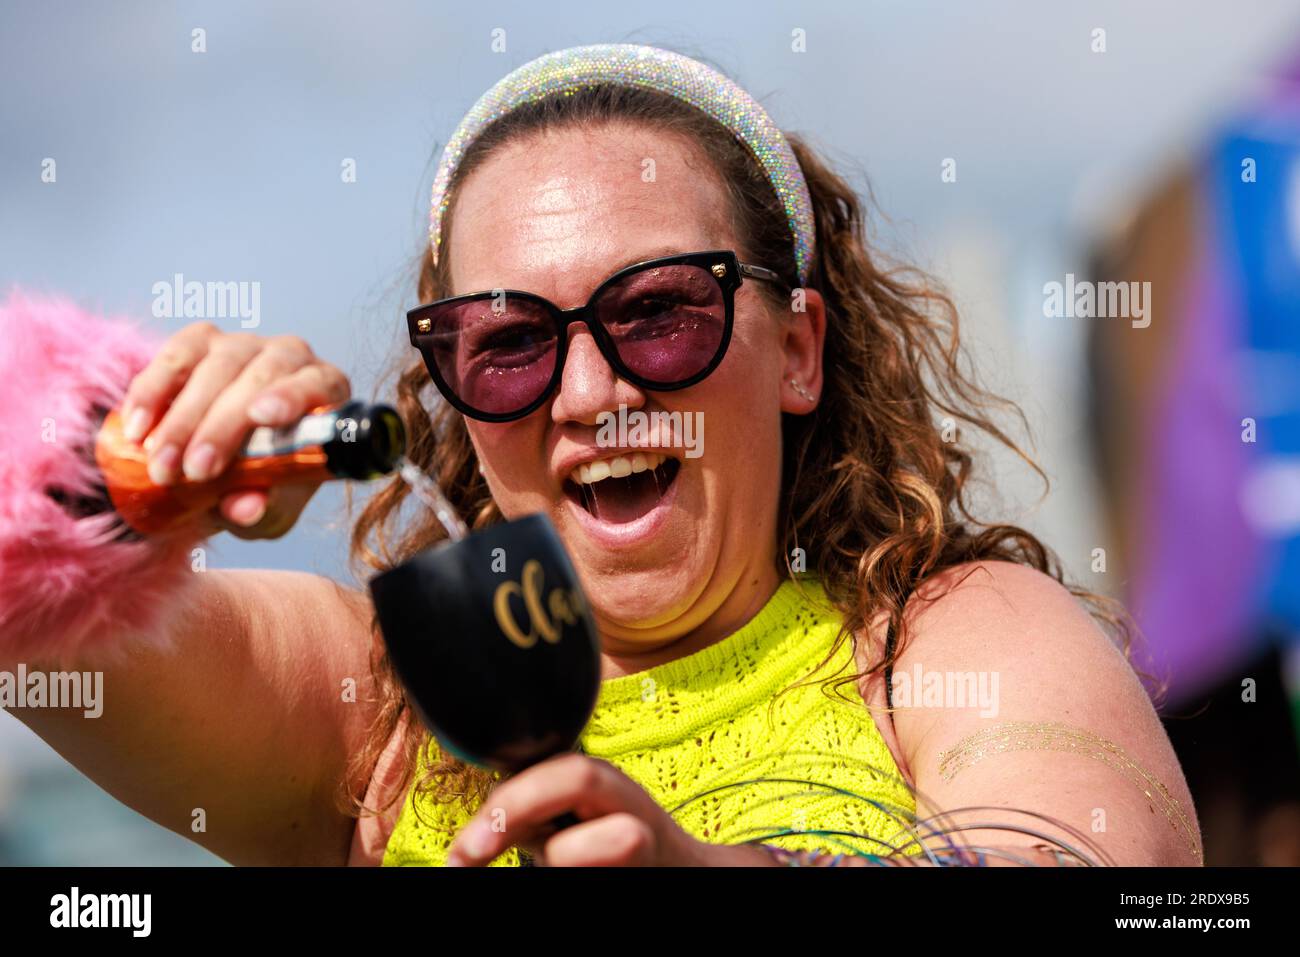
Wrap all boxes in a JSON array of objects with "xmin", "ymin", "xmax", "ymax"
[{"xmin": 406, "ymin": 250, "xmax": 789, "ymax": 422}]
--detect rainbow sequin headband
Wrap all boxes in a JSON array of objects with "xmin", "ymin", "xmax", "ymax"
[{"xmin": 429, "ymin": 43, "xmax": 816, "ymax": 285}]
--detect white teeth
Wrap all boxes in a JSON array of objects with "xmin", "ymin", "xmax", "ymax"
[{"xmin": 569, "ymin": 452, "xmax": 668, "ymax": 486}]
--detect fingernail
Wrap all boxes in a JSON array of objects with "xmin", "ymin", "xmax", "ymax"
[
  {"xmin": 147, "ymin": 444, "xmax": 180, "ymax": 485},
  {"xmin": 122, "ymin": 406, "xmax": 150, "ymax": 443},
  {"xmin": 458, "ymin": 820, "xmax": 494, "ymax": 860},
  {"xmin": 183, "ymin": 443, "xmax": 220, "ymax": 482},
  {"xmin": 230, "ymin": 496, "xmax": 266, "ymax": 527},
  {"xmin": 249, "ymin": 395, "xmax": 289, "ymax": 424}
]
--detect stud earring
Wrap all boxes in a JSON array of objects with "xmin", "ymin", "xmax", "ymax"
[{"xmin": 788, "ymin": 378, "xmax": 815, "ymax": 402}]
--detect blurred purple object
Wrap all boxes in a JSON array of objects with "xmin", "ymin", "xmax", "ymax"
[{"xmin": 1129, "ymin": 231, "xmax": 1267, "ymax": 704}]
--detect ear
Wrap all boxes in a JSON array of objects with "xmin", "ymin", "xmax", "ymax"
[{"xmin": 778, "ymin": 286, "xmax": 826, "ymax": 414}]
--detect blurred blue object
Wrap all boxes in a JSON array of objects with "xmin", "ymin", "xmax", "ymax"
[{"xmin": 1213, "ymin": 88, "xmax": 1300, "ymax": 633}]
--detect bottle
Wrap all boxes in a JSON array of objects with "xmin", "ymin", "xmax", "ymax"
[{"xmin": 79, "ymin": 399, "xmax": 406, "ymax": 537}]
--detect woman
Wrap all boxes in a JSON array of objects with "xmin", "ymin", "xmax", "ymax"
[{"xmin": 12, "ymin": 44, "xmax": 1201, "ymax": 867}]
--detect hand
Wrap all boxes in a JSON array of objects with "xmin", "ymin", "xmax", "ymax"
[
  {"xmin": 118, "ymin": 322, "xmax": 351, "ymax": 539},
  {"xmin": 446, "ymin": 753, "xmax": 775, "ymax": 867}
]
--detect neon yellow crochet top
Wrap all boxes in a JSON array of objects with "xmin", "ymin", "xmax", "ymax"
[{"xmin": 382, "ymin": 577, "xmax": 917, "ymax": 866}]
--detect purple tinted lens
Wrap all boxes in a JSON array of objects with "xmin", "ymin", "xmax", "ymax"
[
  {"xmin": 594, "ymin": 264, "xmax": 726, "ymax": 383},
  {"xmin": 422, "ymin": 296, "xmax": 557, "ymax": 416}
]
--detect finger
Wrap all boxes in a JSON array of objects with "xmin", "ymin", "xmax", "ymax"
[
  {"xmin": 143, "ymin": 334, "xmax": 263, "ymax": 484},
  {"xmin": 120, "ymin": 322, "xmax": 221, "ymax": 444},
  {"xmin": 212, "ymin": 484, "xmax": 318, "ymax": 541},
  {"xmin": 448, "ymin": 754, "xmax": 646, "ymax": 866},
  {"xmin": 218, "ymin": 489, "xmax": 269, "ymax": 527},
  {"xmin": 248, "ymin": 361, "xmax": 351, "ymax": 426},
  {"xmin": 537, "ymin": 812, "xmax": 656, "ymax": 867},
  {"xmin": 183, "ymin": 336, "xmax": 316, "ymax": 481}
]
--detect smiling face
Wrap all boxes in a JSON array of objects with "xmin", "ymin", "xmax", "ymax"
[{"xmin": 444, "ymin": 122, "xmax": 824, "ymax": 660}]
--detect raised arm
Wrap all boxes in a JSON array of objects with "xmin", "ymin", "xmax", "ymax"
[
  {"xmin": 2, "ymin": 311, "xmax": 391, "ymax": 865},
  {"xmin": 8, "ymin": 568, "xmax": 382, "ymax": 865}
]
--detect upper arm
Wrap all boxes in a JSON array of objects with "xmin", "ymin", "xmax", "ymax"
[
  {"xmin": 7, "ymin": 568, "xmax": 382, "ymax": 865},
  {"xmin": 889, "ymin": 561, "xmax": 1202, "ymax": 866}
]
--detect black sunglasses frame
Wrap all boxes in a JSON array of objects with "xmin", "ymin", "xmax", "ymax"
[{"xmin": 406, "ymin": 249, "xmax": 789, "ymax": 423}]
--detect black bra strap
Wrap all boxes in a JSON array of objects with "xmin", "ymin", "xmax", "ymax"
[{"xmin": 883, "ymin": 618, "xmax": 898, "ymax": 711}]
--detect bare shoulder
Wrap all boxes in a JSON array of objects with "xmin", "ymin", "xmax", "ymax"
[
  {"xmin": 854, "ymin": 560, "xmax": 1112, "ymax": 788},
  {"xmin": 885, "ymin": 560, "xmax": 1202, "ymax": 865},
  {"xmin": 890, "ymin": 559, "xmax": 1150, "ymax": 730},
  {"xmin": 898, "ymin": 559, "xmax": 1131, "ymax": 675},
  {"xmin": 910, "ymin": 558, "xmax": 1096, "ymax": 625}
]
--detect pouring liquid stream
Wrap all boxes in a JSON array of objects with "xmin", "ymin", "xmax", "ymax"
[{"xmin": 395, "ymin": 455, "xmax": 470, "ymax": 542}]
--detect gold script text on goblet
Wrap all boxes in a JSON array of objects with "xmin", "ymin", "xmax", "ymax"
[{"xmin": 493, "ymin": 559, "xmax": 584, "ymax": 649}]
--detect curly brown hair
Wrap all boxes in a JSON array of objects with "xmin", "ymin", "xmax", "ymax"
[{"xmin": 340, "ymin": 80, "xmax": 1138, "ymax": 824}]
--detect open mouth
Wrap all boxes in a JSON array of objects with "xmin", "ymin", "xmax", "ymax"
[{"xmin": 563, "ymin": 452, "xmax": 682, "ymax": 525}]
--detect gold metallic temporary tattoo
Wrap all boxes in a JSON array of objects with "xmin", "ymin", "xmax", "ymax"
[{"xmin": 937, "ymin": 721, "xmax": 1202, "ymax": 862}]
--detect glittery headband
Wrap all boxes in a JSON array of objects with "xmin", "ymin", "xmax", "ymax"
[{"xmin": 429, "ymin": 43, "xmax": 816, "ymax": 285}]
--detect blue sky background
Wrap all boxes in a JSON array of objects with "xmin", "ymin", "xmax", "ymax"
[{"xmin": 2, "ymin": 0, "xmax": 1298, "ymax": 863}]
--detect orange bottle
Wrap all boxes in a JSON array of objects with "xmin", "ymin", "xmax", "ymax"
[{"xmin": 86, "ymin": 400, "xmax": 406, "ymax": 536}]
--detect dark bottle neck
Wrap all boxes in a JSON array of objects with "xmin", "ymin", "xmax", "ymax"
[{"xmin": 321, "ymin": 401, "xmax": 406, "ymax": 479}]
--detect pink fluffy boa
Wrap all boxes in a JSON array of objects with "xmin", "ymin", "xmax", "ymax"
[{"xmin": 0, "ymin": 289, "xmax": 209, "ymax": 668}]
